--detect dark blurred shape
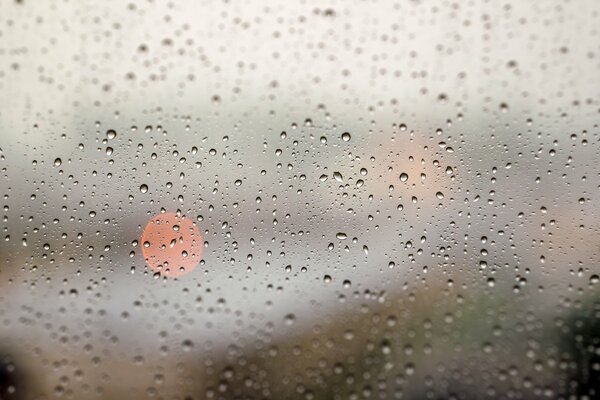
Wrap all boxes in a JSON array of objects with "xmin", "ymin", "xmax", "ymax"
[
  {"xmin": 0, "ymin": 353, "xmax": 24, "ymax": 400},
  {"xmin": 563, "ymin": 299, "xmax": 600, "ymax": 398}
]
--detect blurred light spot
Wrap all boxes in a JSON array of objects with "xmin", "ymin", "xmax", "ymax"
[{"xmin": 141, "ymin": 212, "xmax": 203, "ymax": 277}]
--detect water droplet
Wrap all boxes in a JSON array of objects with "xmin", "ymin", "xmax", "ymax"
[
  {"xmin": 284, "ymin": 314, "xmax": 296, "ymax": 325},
  {"xmin": 182, "ymin": 339, "xmax": 194, "ymax": 352}
]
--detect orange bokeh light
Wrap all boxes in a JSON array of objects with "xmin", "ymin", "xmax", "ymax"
[{"xmin": 141, "ymin": 212, "xmax": 203, "ymax": 277}]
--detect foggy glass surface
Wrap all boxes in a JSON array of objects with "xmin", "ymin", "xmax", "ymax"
[{"xmin": 1, "ymin": 1, "xmax": 600, "ymax": 399}]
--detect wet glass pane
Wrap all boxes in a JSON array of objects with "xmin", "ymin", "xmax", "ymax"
[{"xmin": 1, "ymin": 0, "xmax": 599, "ymax": 399}]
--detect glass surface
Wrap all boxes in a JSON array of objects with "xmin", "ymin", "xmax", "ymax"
[{"xmin": 1, "ymin": 0, "xmax": 599, "ymax": 398}]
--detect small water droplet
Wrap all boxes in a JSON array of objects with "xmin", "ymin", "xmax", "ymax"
[{"xmin": 284, "ymin": 314, "xmax": 296, "ymax": 325}]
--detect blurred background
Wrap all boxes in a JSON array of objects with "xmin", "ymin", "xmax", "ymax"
[{"xmin": 1, "ymin": 0, "xmax": 600, "ymax": 399}]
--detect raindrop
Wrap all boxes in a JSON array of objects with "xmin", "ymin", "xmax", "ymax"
[
  {"xmin": 182, "ymin": 339, "xmax": 194, "ymax": 352},
  {"xmin": 284, "ymin": 314, "xmax": 296, "ymax": 325}
]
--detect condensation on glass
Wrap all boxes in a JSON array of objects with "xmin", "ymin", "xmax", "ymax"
[{"xmin": 0, "ymin": 1, "xmax": 599, "ymax": 399}]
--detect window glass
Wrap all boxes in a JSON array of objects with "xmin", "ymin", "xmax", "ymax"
[{"xmin": 1, "ymin": 1, "xmax": 599, "ymax": 398}]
